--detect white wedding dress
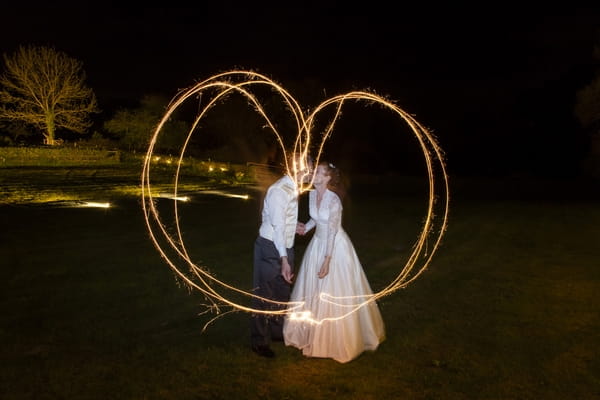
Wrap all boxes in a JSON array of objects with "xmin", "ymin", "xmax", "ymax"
[{"xmin": 283, "ymin": 189, "xmax": 385, "ymax": 363}]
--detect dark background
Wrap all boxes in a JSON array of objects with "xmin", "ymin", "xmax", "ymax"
[{"xmin": 1, "ymin": 4, "xmax": 599, "ymax": 178}]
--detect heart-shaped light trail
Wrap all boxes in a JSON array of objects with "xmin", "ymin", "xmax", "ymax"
[{"xmin": 141, "ymin": 70, "xmax": 449, "ymax": 329}]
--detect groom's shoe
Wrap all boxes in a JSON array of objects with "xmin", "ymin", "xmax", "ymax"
[{"xmin": 252, "ymin": 344, "xmax": 275, "ymax": 358}]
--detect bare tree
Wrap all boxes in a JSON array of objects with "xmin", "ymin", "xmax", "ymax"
[{"xmin": 0, "ymin": 45, "xmax": 99, "ymax": 145}]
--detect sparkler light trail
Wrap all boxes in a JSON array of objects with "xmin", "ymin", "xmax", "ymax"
[{"xmin": 141, "ymin": 70, "xmax": 449, "ymax": 329}]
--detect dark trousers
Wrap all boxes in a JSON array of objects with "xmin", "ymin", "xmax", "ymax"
[{"xmin": 250, "ymin": 236, "xmax": 294, "ymax": 347}]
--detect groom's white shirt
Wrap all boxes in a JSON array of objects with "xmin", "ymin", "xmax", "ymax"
[{"xmin": 259, "ymin": 174, "xmax": 298, "ymax": 258}]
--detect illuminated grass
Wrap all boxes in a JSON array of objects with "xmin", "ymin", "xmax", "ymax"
[{"xmin": 0, "ymin": 165, "xmax": 252, "ymax": 205}]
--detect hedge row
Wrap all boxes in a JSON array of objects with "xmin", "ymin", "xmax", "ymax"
[{"xmin": 0, "ymin": 146, "xmax": 121, "ymax": 167}]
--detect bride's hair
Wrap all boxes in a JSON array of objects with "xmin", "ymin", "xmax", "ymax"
[{"xmin": 320, "ymin": 161, "xmax": 346, "ymax": 201}]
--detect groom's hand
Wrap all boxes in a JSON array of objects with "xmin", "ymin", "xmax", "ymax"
[{"xmin": 280, "ymin": 256, "xmax": 294, "ymax": 283}]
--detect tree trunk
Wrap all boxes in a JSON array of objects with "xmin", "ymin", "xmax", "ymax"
[{"xmin": 45, "ymin": 111, "xmax": 56, "ymax": 145}]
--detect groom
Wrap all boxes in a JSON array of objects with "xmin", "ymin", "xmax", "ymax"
[{"xmin": 250, "ymin": 152, "xmax": 312, "ymax": 358}]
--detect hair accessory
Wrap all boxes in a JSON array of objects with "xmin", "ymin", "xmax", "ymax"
[{"xmin": 329, "ymin": 163, "xmax": 336, "ymax": 169}]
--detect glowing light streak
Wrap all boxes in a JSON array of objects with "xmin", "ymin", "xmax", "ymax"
[
  {"xmin": 200, "ymin": 190, "xmax": 249, "ymax": 200},
  {"xmin": 289, "ymin": 292, "xmax": 387, "ymax": 325},
  {"xmin": 43, "ymin": 200, "xmax": 112, "ymax": 208},
  {"xmin": 157, "ymin": 193, "xmax": 190, "ymax": 202},
  {"xmin": 81, "ymin": 201, "xmax": 111, "ymax": 208},
  {"xmin": 141, "ymin": 70, "xmax": 449, "ymax": 327}
]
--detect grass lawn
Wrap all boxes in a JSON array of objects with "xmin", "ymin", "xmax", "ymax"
[{"xmin": 1, "ymin": 168, "xmax": 599, "ymax": 399}]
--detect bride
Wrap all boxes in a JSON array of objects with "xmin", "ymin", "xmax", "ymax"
[{"xmin": 283, "ymin": 161, "xmax": 385, "ymax": 363}]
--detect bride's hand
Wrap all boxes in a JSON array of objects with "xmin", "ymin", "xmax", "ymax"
[{"xmin": 317, "ymin": 256, "xmax": 330, "ymax": 279}]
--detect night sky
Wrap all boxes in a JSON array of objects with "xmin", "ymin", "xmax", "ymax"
[{"xmin": 2, "ymin": 4, "xmax": 599, "ymax": 177}]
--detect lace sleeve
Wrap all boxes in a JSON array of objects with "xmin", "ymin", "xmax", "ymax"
[{"xmin": 326, "ymin": 193, "xmax": 342, "ymax": 256}]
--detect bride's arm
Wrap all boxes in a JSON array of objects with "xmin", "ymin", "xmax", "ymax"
[
  {"xmin": 325, "ymin": 195, "xmax": 341, "ymax": 256},
  {"xmin": 318, "ymin": 194, "xmax": 341, "ymax": 278}
]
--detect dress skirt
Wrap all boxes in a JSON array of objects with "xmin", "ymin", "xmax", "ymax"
[{"xmin": 283, "ymin": 227, "xmax": 385, "ymax": 363}]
